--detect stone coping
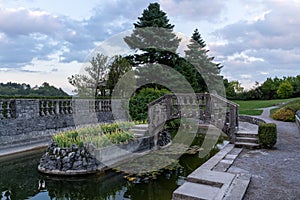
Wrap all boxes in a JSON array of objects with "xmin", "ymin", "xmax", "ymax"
[
  {"xmin": 173, "ymin": 144, "xmax": 249, "ymax": 200},
  {"xmin": 239, "ymin": 115, "xmax": 266, "ymax": 125},
  {"xmin": 38, "ymin": 165, "xmax": 97, "ymax": 176}
]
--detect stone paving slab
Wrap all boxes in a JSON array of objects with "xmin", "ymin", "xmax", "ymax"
[
  {"xmin": 230, "ymin": 106, "xmax": 300, "ymax": 199},
  {"xmin": 173, "ymin": 182, "xmax": 220, "ymax": 200},
  {"xmin": 223, "ymin": 173, "xmax": 251, "ymax": 200},
  {"xmin": 172, "ymin": 143, "xmax": 248, "ymax": 200}
]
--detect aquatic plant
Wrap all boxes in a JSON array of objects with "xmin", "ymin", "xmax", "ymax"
[{"xmin": 52, "ymin": 121, "xmax": 138, "ymax": 148}]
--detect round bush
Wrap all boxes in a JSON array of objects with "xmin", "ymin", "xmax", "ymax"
[
  {"xmin": 129, "ymin": 88, "xmax": 170, "ymax": 121},
  {"xmin": 272, "ymin": 107, "xmax": 295, "ymax": 122}
]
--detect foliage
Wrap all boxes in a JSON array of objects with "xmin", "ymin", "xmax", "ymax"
[
  {"xmin": 124, "ymin": 2, "xmax": 181, "ymax": 66},
  {"xmin": 271, "ymin": 99, "xmax": 300, "ymax": 121},
  {"xmin": 232, "ymin": 98, "xmax": 296, "ymax": 115},
  {"xmin": 258, "ymin": 123, "xmax": 277, "ymax": 148},
  {"xmin": 277, "ymin": 81, "xmax": 294, "ymax": 99},
  {"xmin": 272, "ymin": 107, "xmax": 295, "ymax": 122},
  {"xmin": 226, "ymin": 75, "xmax": 300, "ymax": 100},
  {"xmin": 68, "ymin": 53, "xmax": 110, "ymax": 97},
  {"xmin": 107, "ymin": 56, "xmax": 132, "ymax": 96},
  {"xmin": 0, "ymin": 82, "xmax": 69, "ymax": 97},
  {"xmin": 129, "ymin": 88, "xmax": 170, "ymax": 121},
  {"xmin": 185, "ymin": 29, "xmax": 223, "ymax": 93},
  {"xmin": 52, "ymin": 121, "xmax": 137, "ymax": 148},
  {"xmin": 224, "ymin": 79, "xmax": 244, "ymax": 99}
]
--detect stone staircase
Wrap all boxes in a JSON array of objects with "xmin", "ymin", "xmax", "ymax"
[
  {"xmin": 234, "ymin": 122, "xmax": 260, "ymax": 149},
  {"xmin": 130, "ymin": 124, "xmax": 149, "ymax": 138},
  {"xmin": 172, "ymin": 144, "xmax": 251, "ymax": 200}
]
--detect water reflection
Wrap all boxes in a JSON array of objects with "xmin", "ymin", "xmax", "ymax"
[{"xmin": 0, "ymin": 135, "xmax": 226, "ymax": 200}]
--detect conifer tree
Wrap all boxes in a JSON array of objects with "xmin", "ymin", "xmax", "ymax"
[
  {"xmin": 185, "ymin": 29, "xmax": 222, "ymax": 92},
  {"xmin": 124, "ymin": 2, "xmax": 181, "ymax": 66}
]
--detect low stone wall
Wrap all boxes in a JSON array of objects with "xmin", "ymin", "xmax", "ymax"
[
  {"xmin": 38, "ymin": 135, "xmax": 155, "ymax": 175},
  {"xmin": 38, "ymin": 143, "xmax": 100, "ymax": 175},
  {"xmin": 88, "ymin": 136, "xmax": 155, "ymax": 165},
  {"xmin": 296, "ymin": 111, "xmax": 300, "ymax": 133},
  {"xmin": 0, "ymin": 99, "xmax": 114, "ymax": 149},
  {"xmin": 239, "ymin": 115, "xmax": 266, "ymax": 125}
]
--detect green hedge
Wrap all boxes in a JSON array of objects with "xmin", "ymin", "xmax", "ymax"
[
  {"xmin": 129, "ymin": 88, "xmax": 170, "ymax": 121},
  {"xmin": 258, "ymin": 123, "xmax": 277, "ymax": 148}
]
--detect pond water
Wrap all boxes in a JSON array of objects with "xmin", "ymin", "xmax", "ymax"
[{"xmin": 0, "ymin": 134, "xmax": 227, "ymax": 200}]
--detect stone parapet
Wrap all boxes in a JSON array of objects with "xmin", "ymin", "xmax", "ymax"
[{"xmin": 0, "ymin": 99, "xmax": 113, "ymax": 149}]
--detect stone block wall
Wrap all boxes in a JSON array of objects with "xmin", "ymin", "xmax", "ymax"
[{"xmin": 0, "ymin": 99, "xmax": 114, "ymax": 149}]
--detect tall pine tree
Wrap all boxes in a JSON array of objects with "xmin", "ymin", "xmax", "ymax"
[
  {"xmin": 124, "ymin": 2, "xmax": 181, "ymax": 66},
  {"xmin": 185, "ymin": 29, "xmax": 223, "ymax": 92}
]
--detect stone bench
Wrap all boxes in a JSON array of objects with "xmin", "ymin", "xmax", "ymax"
[{"xmin": 296, "ymin": 110, "xmax": 300, "ymax": 133}]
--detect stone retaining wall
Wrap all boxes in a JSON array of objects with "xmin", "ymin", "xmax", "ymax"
[
  {"xmin": 296, "ymin": 111, "xmax": 300, "ymax": 133},
  {"xmin": 88, "ymin": 136, "xmax": 155, "ymax": 165},
  {"xmin": 239, "ymin": 115, "xmax": 266, "ymax": 125},
  {"xmin": 0, "ymin": 99, "xmax": 114, "ymax": 149}
]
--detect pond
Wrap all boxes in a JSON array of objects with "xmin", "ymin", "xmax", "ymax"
[{"xmin": 0, "ymin": 134, "xmax": 228, "ymax": 200}]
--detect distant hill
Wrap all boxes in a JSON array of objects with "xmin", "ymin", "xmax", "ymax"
[{"xmin": 0, "ymin": 82, "xmax": 69, "ymax": 98}]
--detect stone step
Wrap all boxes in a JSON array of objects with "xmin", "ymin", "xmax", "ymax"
[
  {"xmin": 172, "ymin": 182, "xmax": 220, "ymax": 200},
  {"xmin": 173, "ymin": 169, "xmax": 236, "ymax": 200},
  {"xmin": 236, "ymin": 137, "xmax": 258, "ymax": 143},
  {"xmin": 223, "ymin": 173, "xmax": 251, "ymax": 200},
  {"xmin": 131, "ymin": 124, "xmax": 149, "ymax": 130},
  {"xmin": 234, "ymin": 142, "xmax": 261, "ymax": 149},
  {"xmin": 131, "ymin": 129, "xmax": 148, "ymax": 138},
  {"xmin": 236, "ymin": 132, "xmax": 258, "ymax": 138}
]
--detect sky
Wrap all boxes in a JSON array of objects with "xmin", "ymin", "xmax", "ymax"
[{"xmin": 0, "ymin": 0, "xmax": 300, "ymax": 94}]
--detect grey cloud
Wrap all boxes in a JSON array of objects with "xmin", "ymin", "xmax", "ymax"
[
  {"xmin": 0, "ymin": 8, "xmax": 61, "ymax": 36},
  {"xmin": 160, "ymin": 0, "xmax": 225, "ymax": 21}
]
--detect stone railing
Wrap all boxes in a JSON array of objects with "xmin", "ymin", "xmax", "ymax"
[
  {"xmin": 38, "ymin": 99, "xmax": 112, "ymax": 116},
  {"xmin": 0, "ymin": 99, "xmax": 16, "ymax": 119},
  {"xmin": 0, "ymin": 98, "xmax": 113, "ymax": 149},
  {"xmin": 148, "ymin": 93, "xmax": 239, "ymax": 142},
  {"xmin": 296, "ymin": 110, "xmax": 300, "ymax": 133}
]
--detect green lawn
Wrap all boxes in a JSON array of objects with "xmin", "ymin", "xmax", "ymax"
[{"xmin": 232, "ymin": 97, "xmax": 300, "ymax": 116}]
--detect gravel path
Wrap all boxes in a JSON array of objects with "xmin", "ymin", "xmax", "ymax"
[{"xmin": 229, "ymin": 107, "xmax": 300, "ymax": 200}]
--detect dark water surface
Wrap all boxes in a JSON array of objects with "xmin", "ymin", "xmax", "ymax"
[{"xmin": 0, "ymin": 137, "xmax": 226, "ymax": 200}]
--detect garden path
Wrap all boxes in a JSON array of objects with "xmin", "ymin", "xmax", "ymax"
[{"xmin": 228, "ymin": 107, "xmax": 300, "ymax": 199}]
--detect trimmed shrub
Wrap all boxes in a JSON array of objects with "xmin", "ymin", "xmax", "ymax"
[
  {"xmin": 272, "ymin": 107, "xmax": 295, "ymax": 122},
  {"xmin": 129, "ymin": 88, "xmax": 170, "ymax": 121},
  {"xmin": 258, "ymin": 123, "xmax": 277, "ymax": 148}
]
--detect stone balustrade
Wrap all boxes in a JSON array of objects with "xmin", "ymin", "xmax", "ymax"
[
  {"xmin": 0, "ymin": 98, "xmax": 113, "ymax": 149},
  {"xmin": 148, "ymin": 93, "xmax": 239, "ymax": 143}
]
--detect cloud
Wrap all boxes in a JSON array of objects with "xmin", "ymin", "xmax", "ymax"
[
  {"xmin": 160, "ymin": 0, "xmax": 225, "ymax": 21},
  {"xmin": 0, "ymin": 7, "xmax": 61, "ymax": 36},
  {"xmin": 211, "ymin": 0, "xmax": 300, "ymax": 87}
]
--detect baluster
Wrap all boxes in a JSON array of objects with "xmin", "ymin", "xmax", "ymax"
[
  {"xmin": 68, "ymin": 100, "xmax": 72, "ymax": 114},
  {"xmin": 95, "ymin": 100, "xmax": 99, "ymax": 112},
  {"xmin": 48, "ymin": 101, "xmax": 53, "ymax": 115},
  {"xmin": 58, "ymin": 101, "xmax": 62, "ymax": 114},
  {"xmin": 39, "ymin": 100, "xmax": 43, "ymax": 116},
  {"xmin": 6, "ymin": 100, "xmax": 11, "ymax": 118},
  {"xmin": 63, "ymin": 101, "xmax": 68, "ymax": 114},
  {"xmin": 108, "ymin": 100, "xmax": 112, "ymax": 111},
  {"xmin": 44, "ymin": 101, "xmax": 49, "ymax": 116}
]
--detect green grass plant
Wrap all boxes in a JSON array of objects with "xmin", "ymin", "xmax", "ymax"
[
  {"xmin": 53, "ymin": 121, "xmax": 139, "ymax": 148},
  {"xmin": 233, "ymin": 97, "xmax": 300, "ymax": 115},
  {"xmin": 271, "ymin": 99, "xmax": 300, "ymax": 122}
]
